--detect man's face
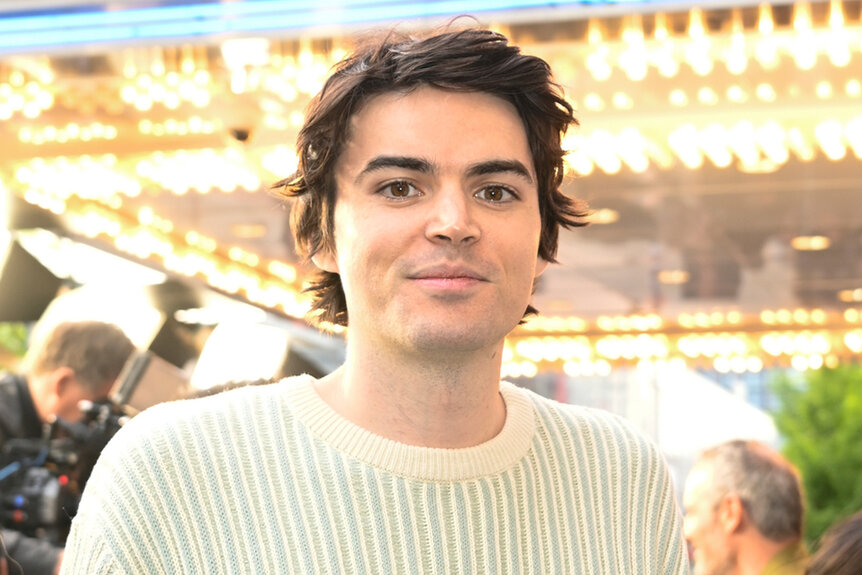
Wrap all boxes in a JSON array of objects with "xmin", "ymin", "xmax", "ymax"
[
  {"xmin": 58, "ymin": 377, "xmax": 112, "ymax": 423},
  {"xmin": 315, "ymin": 86, "xmax": 548, "ymax": 354},
  {"xmin": 683, "ymin": 465, "xmax": 738, "ymax": 575}
]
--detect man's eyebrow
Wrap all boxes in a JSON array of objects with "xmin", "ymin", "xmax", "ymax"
[
  {"xmin": 465, "ymin": 160, "xmax": 534, "ymax": 184},
  {"xmin": 357, "ymin": 155, "xmax": 433, "ymax": 181},
  {"xmin": 355, "ymin": 156, "xmax": 534, "ymax": 185}
]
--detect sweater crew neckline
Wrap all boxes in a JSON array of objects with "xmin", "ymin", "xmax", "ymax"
[{"xmin": 283, "ymin": 376, "xmax": 536, "ymax": 482}]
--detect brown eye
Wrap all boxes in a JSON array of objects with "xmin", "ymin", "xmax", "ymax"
[
  {"xmin": 478, "ymin": 185, "xmax": 511, "ymax": 202},
  {"xmin": 390, "ymin": 182, "xmax": 409, "ymax": 196},
  {"xmin": 382, "ymin": 181, "xmax": 416, "ymax": 198}
]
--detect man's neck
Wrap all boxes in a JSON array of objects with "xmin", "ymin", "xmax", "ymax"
[{"xmin": 315, "ymin": 340, "xmax": 507, "ymax": 448}]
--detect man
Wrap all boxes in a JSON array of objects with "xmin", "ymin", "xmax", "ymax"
[
  {"xmin": 683, "ymin": 440, "xmax": 808, "ymax": 575},
  {"xmin": 62, "ymin": 27, "xmax": 688, "ymax": 574},
  {"xmin": 0, "ymin": 321, "xmax": 135, "ymax": 575}
]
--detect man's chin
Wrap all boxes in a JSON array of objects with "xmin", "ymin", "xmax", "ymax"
[{"xmin": 692, "ymin": 553, "xmax": 736, "ymax": 575}]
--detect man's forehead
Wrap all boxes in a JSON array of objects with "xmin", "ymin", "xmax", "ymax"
[
  {"xmin": 344, "ymin": 87, "xmax": 523, "ymax": 132},
  {"xmin": 341, "ymin": 89, "xmax": 408, "ymax": 137},
  {"xmin": 337, "ymin": 87, "xmax": 532, "ymax": 170}
]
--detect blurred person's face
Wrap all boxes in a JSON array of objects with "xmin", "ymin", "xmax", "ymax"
[
  {"xmin": 32, "ymin": 367, "xmax": 113, "ymax": 423},
  {"xmin": 57, "ymin": 377, "xmax": 112, "ymax": 423},
  {"xmin": 683, "ymin": 464, "xmax": 738, "ymax": 575}
]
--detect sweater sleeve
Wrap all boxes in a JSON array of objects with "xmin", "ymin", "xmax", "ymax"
[
  {"xmin": 613, "ymin": 412, "xmax": 690, "ymax": 575},
  {"xmin": 59, "ymin": 517, "xmax": 123, "ymax": 575},
  {"xmin": 58, "ymin": 440, "xmax": 129, "ymax": 575},
  {"xmin": 614, "ymin": 413, "xmax": 691, "ymax": 575},
  {"xmin": 59, "ymin": 395, "xmax": 232, "ymax": 575},
  {"xmin": 58, "ymin": 402, "xmax": 175, "ymax": 575},
  {"xmin": 650, "ymin": 450, "xmax": 691, "ymax": 575}
]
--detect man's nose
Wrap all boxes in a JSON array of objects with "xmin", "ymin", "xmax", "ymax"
[{"xmin": 424, "ymin": 188, "xmax": 480, "ymax": 245}]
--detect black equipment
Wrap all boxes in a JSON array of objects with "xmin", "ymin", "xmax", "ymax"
[{"xmin": 0, "ymin": 351, "xmax": 188, "ymax": 544}]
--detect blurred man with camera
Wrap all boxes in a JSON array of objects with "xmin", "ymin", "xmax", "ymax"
[{"xmin": 0, "ymin": 321, "xmax": 134, "ymax": 575}]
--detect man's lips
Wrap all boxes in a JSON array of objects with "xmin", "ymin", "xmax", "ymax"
[
  {"xmin": 408, "ymin": 264, "xmax": 488, "ymax": 288},
  {"xmin": 413, "ymin": 277, "xmax": 482, "ymax": 289}
]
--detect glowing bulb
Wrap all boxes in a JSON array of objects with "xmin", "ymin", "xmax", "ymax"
[
  {"xmin": 791, "ymin": 2, "xmax": 816, "ymax": 70},
  {"xmin": 815, "ymin": 120, "xmax": 847, "ymax": 161},
  {"xmin": 584, "ymin": 93, "xmax": 605, "ymax": 111},
  {"xmin": 726, "ymin": 10, "xmax": 747, "ymax": 75},
  {"xmin": 587, "ymin": 19, "xmax": 604, "ymax": 45},
  {"xmin": 669, "ymin": 89, "xmax": 688, "ymax": 106},
  {"xmin": 727, "ymin": 85, "xmax": 747, "ymax": 103},
  {"xmin": 756, "ymin": 83, "xmax": 777, "ymax": 102},
  {"xmin": 697, "ymin": 87, "xmax": 719, "ymax": 105},
  {"xmin": 816, "ymin": 82, "xmax": 834, "ymax": 99}
]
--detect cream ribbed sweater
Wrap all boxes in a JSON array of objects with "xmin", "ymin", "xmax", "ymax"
[{"xmin": 61, "ymin": 376, "xmax": 689, "ymax": 574}]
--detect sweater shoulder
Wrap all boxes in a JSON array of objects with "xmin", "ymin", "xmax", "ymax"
[
  {"xmin": 96, "ymin": 375, "xmax": 311, "ymax": 463},
  {"xmin": 511, "ymin": 384, "xmax": 664, "ymax": 466},
  {"xmin": 133, "ymin": 374, "xmax": 309, "ymax": 424}
]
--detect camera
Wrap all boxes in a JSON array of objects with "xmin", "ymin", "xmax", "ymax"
[
  {"xmin": 0, "ymin": 403, "xmax": 123, "ymax": 544},
  {"xmin": 0, "ymin": 351, "xmax": 189, "ymax": 545}
]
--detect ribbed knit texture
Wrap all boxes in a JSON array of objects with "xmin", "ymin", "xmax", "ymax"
[{"xmin": 61, "ymin": 376, "xmax": 689, "ymax": 574}]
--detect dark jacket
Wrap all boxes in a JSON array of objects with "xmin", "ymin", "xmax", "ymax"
[{"xmin": 0, "ymin": 373, "xmax": 63, "ymax": 575}]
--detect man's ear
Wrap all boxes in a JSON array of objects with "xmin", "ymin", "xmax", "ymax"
[
  {"xmin": 51, "ymin": 367, "xmax": 77, "ymax": 398},
  {"xmin": 718, "ymin": 493, "xmax": 745, "ymax": 534},
  {"xmin": 311, "ymin": 249, "xmax": 339, "ymax": 274}
]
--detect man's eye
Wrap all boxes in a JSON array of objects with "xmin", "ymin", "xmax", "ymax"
[
  {"xmin": 381, "ymin": 181, "xmax": 418, "ymax": 198},
  {"xmin": 476, "ymin": 185, "xmax": 514, "ymax": 202}
]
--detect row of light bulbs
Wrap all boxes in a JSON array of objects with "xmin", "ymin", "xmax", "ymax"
[
  {"xmin": 20, "ymin": 112, "xmax": 857, "ymax": 182},
  {"xmin": 119, "ymin": 68, "xmax": 213, "ymax": 111},
  {"xmin": 574, "ymin": 78, "xmax": 862, "ymax": 114},
  {"xmin": 501, "ymin": 326, "xmax": 862, "ymax": 377},
  {"xmin": 18, "ymin": 122, "xmax": 118, "ymax": 145},
  {"xmin": 571, "ymin": 1, "xmax": 862, "ymax": 83},
  {"xmin": 562, "ymin": 116, "xmax": 862, "ymax": 176},
  {"xmin": 519, "ymin": 306, "xmax": 859, "ymax": 335},
  {"xmin": 499, "ymin": 352, "xmax": 842, "ymax": 379},
  {"xmin": 137, "ymin": 116, "xmax": 220, "ymax": 138},
  {"xmin": 0, "ymin": 72, "xmax": 53, "ymax": 120},
  {"xmin": 136, "ymin": 148, "xmax": 262, "ymax": 195},
  {"xmin": 511, "ymin": 330, "xmax": 849, "ymax": 362},
  {"xmin": 12, "ymin": 148, "xmax": 289, "ymax": 201},
  {"xmin": 0, "ymin": 36, "xmax": 338, "ymax": 119}
]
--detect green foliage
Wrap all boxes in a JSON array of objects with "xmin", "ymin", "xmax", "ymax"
[
  {"xmin": 0, "ymin": 321, "xmax": 28, "ymax": 360},
  {"xmin": 772, "ymin": 365, "xmax": 862, "ymax": 545}
]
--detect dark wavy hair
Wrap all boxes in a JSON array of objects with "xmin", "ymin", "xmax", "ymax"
[
  {"xmin": 275, "ymin": 27, "xmax": 586, "ymax": 326},
  {"xmin": 806, "ymin": 510, "xmax": 862, "ymax": 575}
]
